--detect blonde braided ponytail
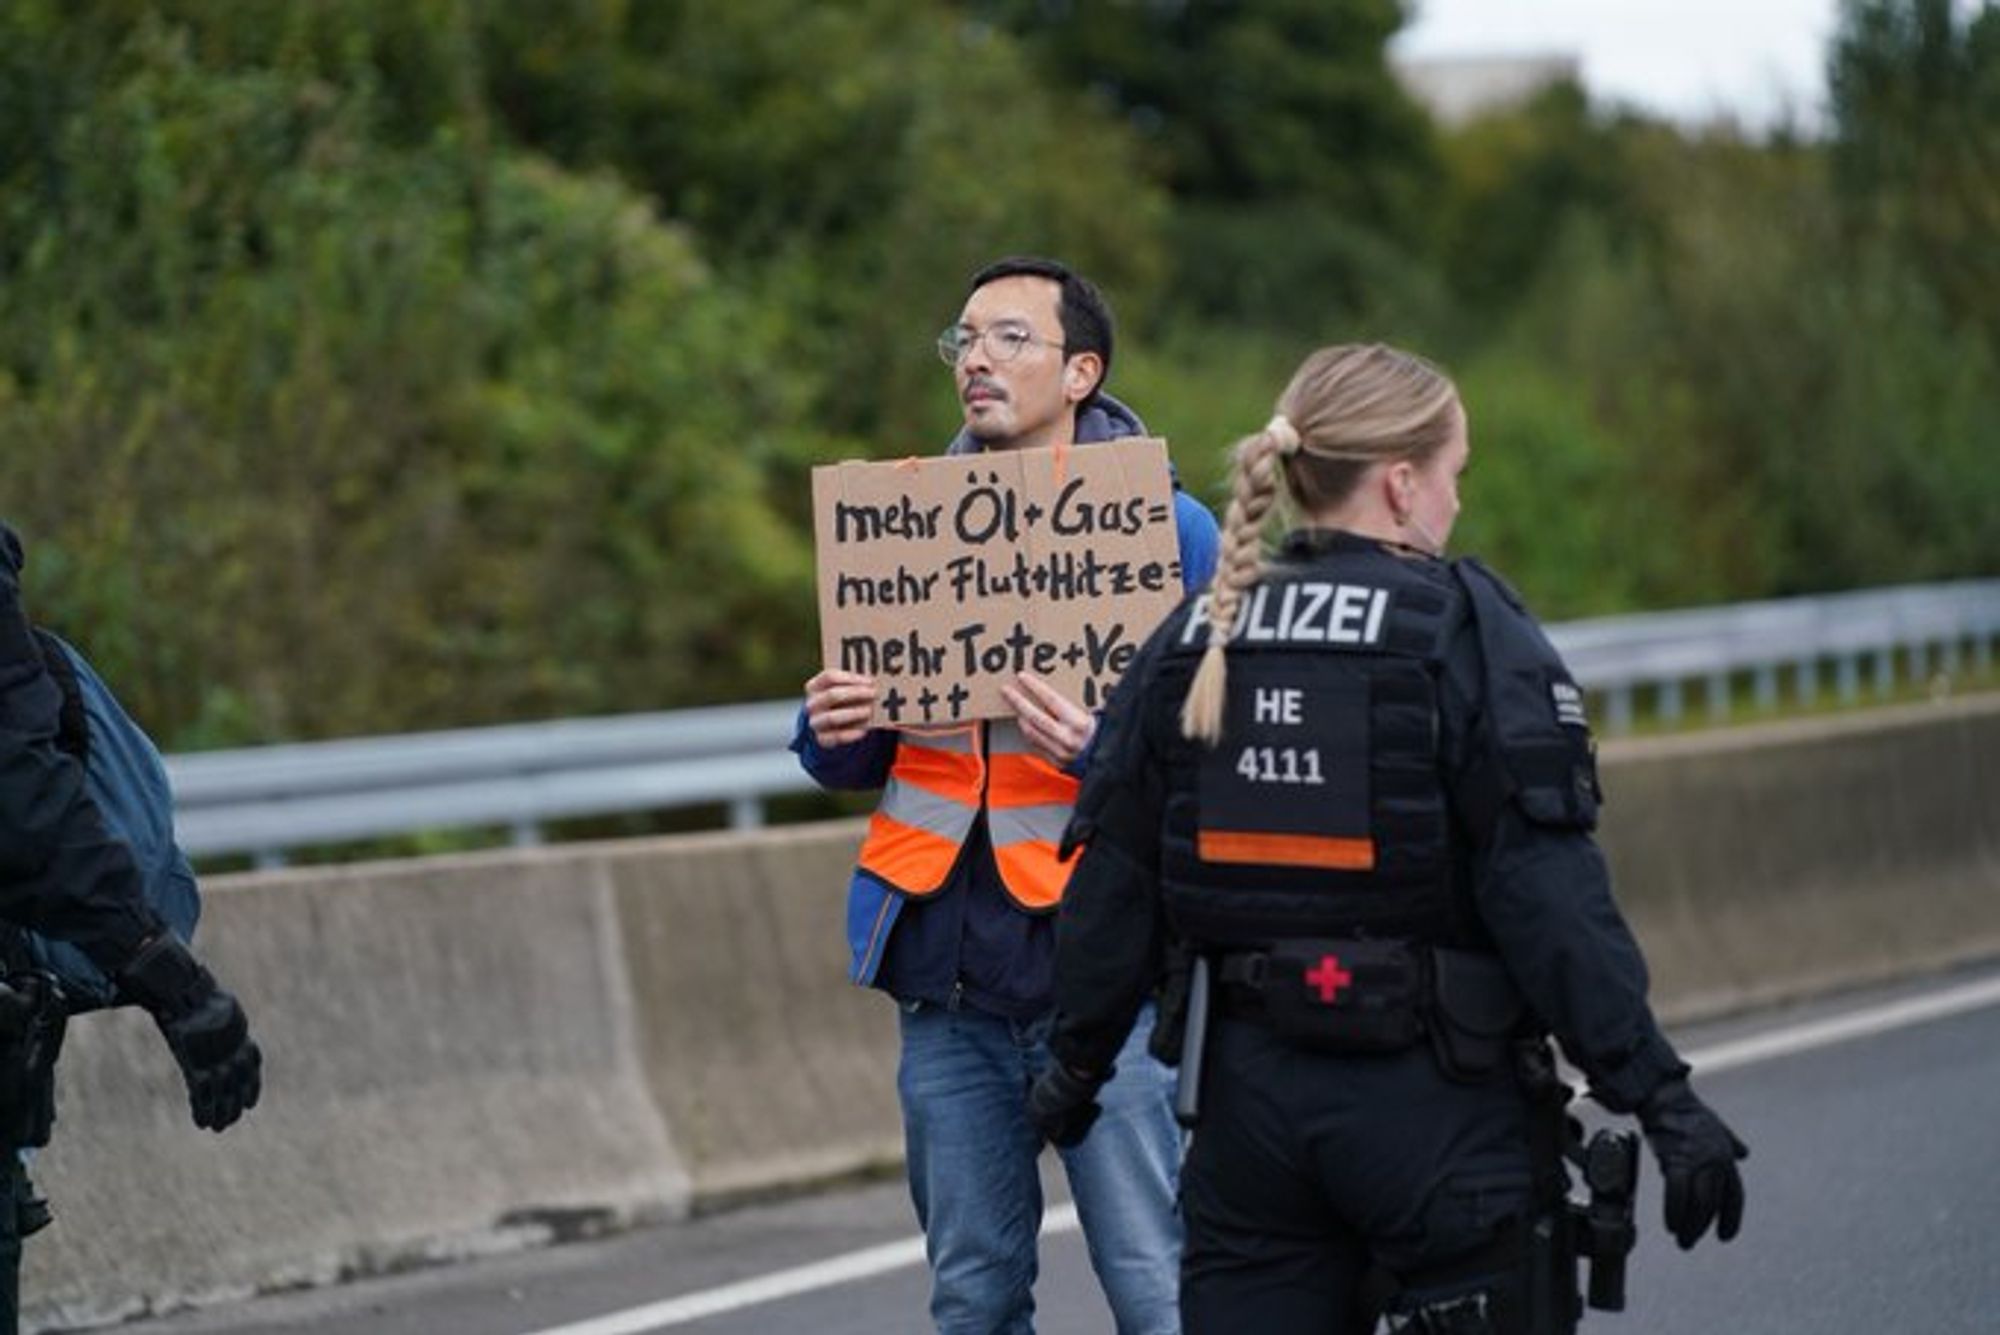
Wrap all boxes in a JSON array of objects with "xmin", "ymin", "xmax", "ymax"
[
  {"xmin": 1178, "ymin": 346, "xmax": 1462, "ymax": 745},
  {"xmin": 1180, "ymin": 421, "xmax": 1293, "ymax": 743}
]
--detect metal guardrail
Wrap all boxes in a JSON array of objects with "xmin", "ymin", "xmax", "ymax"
[
  {"xmin": 166, "ymin": 578, "xmax": 2000, "ymax": 866},
  {"xmin": 168, "ymin": 701, "xmax": 805, "ymax": 867},
  {"xmin": 1548, "ymin": 578, "xmax": 2000, "ymax": 732}
]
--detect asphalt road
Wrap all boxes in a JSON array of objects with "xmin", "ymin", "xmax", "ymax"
[{"xmin": 90, "ymin": 961, "xmax": 2000, "ymax": 1335}]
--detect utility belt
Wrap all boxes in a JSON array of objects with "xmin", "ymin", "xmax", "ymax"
[
  {"xmin": 0, "ymin": 968, "xmax": 68, "ymax": 1149},
  {"xmin": 1212, "ymin": 939, "xmax": 1526, "ymax": 1082}
]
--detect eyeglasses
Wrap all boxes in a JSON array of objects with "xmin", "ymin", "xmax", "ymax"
[{"xmin": 936, "ymin": 321, "xmax": 1067, "ymax": 366}]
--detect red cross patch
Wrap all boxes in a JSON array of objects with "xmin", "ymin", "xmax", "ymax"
[{"xmin": 1304, "ymin": 954, "xmax": 1353, "ymax": 1005}]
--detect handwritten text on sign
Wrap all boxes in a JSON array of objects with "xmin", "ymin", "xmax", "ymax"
[{"xmin": 812, "ymin": 440, "xmax": 1184, "ymax": 726}]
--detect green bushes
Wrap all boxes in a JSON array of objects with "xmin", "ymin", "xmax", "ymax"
[
  {"xmin": 1, "ymin": 0, "xmax": 1993, "ymax": 748},
  {"xmin": 1, "ymin": 14, "xmax": 817, "ymax": 738}
]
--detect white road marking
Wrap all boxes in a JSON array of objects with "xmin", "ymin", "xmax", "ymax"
[
  {"xmin": 1684, "ymin": 971, "xmax": 2000, "ymax": 1076},
  {"xmin": 523, "ymin": 971, "xmax": 2000, "ymax": 1335},
  {"xmin": 520, "ymin": 1205, "xmax": 1078, "ymax": 1335}
]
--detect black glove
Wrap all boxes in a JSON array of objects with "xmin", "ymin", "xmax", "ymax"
[
  {"xmin": 1029, "ymin": 1061, "xmax": 1109, "ymax": 1149},
  {"xmin": 1637, "ymin": 1079, "xmax": 1746, "ymax": 1249},
  {"xmin": 118, "ymin": 933, "xmax": 263, "ymax": 1132}
]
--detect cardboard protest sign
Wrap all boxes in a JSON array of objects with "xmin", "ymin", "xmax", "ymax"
[{"xmin": 813, "ymin": 439, "xmax": 1185, "ymax": 727}]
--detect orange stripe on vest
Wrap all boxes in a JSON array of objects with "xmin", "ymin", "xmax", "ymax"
[
  {"xmin": 992, "ymin": 838, "xmax": 1072, "ymax": 912},
  {"xmin": 888, "ymin": 739, "xmax": 983, "ymax": 802},
  {"xmin": 860, "ymin": 810, "xmax": 964, "ymax": 897},
  {"xmin": 1197, "ymin": 829, "xmax": 1378, "ymax": 871},
  {"xmin": 986, "ymin": 752, "xmax": 1082, "ymax": 809}
]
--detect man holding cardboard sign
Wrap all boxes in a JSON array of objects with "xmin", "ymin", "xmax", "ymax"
[
  {"xmin": 795, "ymin": 257, "xmax": 1218, "ymax": 1334},
  {"xmin": 812, "ymin": 436, "xmax": 1186, "ymax": 728}
]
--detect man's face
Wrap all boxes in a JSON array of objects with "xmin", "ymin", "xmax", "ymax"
[{"xmin": 948, "ymin": 275, "xmax": 1098, "ymax": 452}]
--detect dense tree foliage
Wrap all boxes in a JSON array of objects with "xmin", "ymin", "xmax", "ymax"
[
  {"xmin": 0, "ymin": 0, "xmax": 1992, "ymax": 749},
  {"xmin": 1831, "ymin": 0, "xmax": 2000, "ymax": 340},
  {"xmin": 970, "ymin": 0, "xmax": 1442, "ymax": 332}
]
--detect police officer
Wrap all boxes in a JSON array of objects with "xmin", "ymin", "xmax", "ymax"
[
  {"xmin": 1, "ymin": 521, "xmax": 262, "ymax": 1333},
  {"xmin": 1026, "ymin": 345, "xmax": 1746, "ymax": 1333}
]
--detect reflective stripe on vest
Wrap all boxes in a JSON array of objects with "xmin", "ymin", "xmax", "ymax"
[
  {"xmin": 985, "ymin": 721, "xmax": 1080, "ymax": 911},
  {"xmin": 858, "ymin": 727, "xmax": 980, "ymax": 896},
  {"xmin": 855, "ymin": 720, "xmax": 1081, "ymax": 911}
]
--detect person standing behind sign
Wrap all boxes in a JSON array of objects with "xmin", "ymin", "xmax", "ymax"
[{"xmin": 794, "ymin": 257, "xmax": 1218, "ymax": 1334}]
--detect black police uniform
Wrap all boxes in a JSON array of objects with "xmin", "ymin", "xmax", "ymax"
[
  {"xmin": 1042, "ymin": 529, "xmax": 1693, "ymax": 1333},
  {"xmin": 0, "ymin": 523, "xmax": 262, "ymax": 1335}
]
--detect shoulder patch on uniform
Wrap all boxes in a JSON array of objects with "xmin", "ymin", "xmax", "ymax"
[{"xmin": 1551, "ymin": 678, "xmax": 1589, "ymax": 729}]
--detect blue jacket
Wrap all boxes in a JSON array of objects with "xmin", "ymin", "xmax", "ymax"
[
  {"xmin": 791, "ymin": 395, "xmax": 1220, "ymax": 1008},
  {"xmin": 2, "ymin": 531, "xmax": 159, "ymax": 973}
]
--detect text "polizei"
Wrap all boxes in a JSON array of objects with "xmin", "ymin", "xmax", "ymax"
[{"xmin": 1182, "ymin": 582, "xmax": 1391, "ymax": 648}]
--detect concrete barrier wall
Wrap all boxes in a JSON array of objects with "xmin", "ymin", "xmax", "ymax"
[
  {"xmin": 603, "ymin": 824, "xmax": 903, "ymax": 1203},
  {"xmin": 20, "ymin": 694, "xmax": 2000, "ymax": 1328},
  {"xmin": 24, "ymin": 855, "xmax": 700, "ymax": 1329},
  {"xmin": 1599, "ymin": 694, "xmax": 2000, "ymax": 1021}
]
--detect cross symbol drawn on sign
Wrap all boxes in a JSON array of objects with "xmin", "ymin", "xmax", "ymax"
[{"xmin": 1304, "ymin": 955, "xmax": 1353, "ymax": 1005}]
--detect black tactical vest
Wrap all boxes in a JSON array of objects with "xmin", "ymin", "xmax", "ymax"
[{"xmin": 1152, "ymin": 534, "xmax": 1467, "ymax": 951}]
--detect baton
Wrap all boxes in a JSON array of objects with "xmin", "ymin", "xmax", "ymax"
[{"xmin": 1174, "ymin": 954, "xmax": 1211, "ymax": 1128}]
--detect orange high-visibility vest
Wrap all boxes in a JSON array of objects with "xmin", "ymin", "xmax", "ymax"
[{"xmin": 856, "ymin": 720, "xmax": 1080, "ymax": 911}]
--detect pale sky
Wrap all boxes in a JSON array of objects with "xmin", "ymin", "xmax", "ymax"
[{"xmin": 1393, "ymin": 0, "xmax": 1844, "ymax": 129}]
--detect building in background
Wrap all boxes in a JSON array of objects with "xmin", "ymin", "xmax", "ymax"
[{"xmin": 1393, "ymin": 53, "xmax": 1581, "ymax": 125}]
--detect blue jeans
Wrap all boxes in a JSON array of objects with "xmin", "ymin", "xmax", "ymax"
[{"xmin": 898, "ymin": 1001, "xmax": 1182, "ymax": 1335}]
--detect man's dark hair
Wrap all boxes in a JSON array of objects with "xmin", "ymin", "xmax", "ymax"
[{"xmin": 967, "ymin": 256, "xmax": 1114, "ymax": 402}]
